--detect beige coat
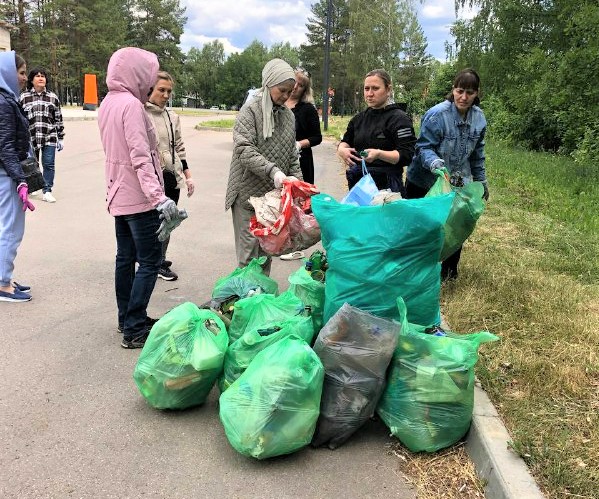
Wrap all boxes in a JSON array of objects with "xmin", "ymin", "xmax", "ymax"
[{"xmin": 145, "ymin": 102, "xmax": 187, "ymax": 189}]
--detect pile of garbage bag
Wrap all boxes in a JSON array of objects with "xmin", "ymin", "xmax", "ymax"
[{"xmin": 131, "ymin": 157, "xmax": 496, "ymax": 458}]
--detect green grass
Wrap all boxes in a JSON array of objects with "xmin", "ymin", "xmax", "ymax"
[
  {"xmin": 442, "ymin": 139, "xmax": 599, "ymax": 498},
  {"xmin": 197, "ymin": 119, "xmax": 236, "ymax": 129}
]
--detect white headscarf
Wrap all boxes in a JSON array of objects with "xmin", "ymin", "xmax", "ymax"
[{"xmin": 256, "ymin": 58, "xmax": 295, "ymax": 139}]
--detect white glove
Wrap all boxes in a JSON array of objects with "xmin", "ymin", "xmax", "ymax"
[
  {"xmin": 156, "ymin": 198, "xmax": 178, "ymax": 222},
  {"xmin": 56, "ymin": 140, "xmax": 64, "ymax": 152},
  {"xmin": 430, "ymin": 158, "xmax": 444, "ymax": 172},
  {"xmin": 273, "ymin": 171, "xmax": 286, "ymax": 189},
  {"xmin": 295, "ymin": 141, "xmax": 302, "ymax": 154},
  {"xmin": 285, "ymin": 176, "xmax": 299, "ymax": 183}
]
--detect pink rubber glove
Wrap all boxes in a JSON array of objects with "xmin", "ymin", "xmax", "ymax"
[{"xmin": 17, "ymin": 183, "xmax": 35, "ymax": 212}]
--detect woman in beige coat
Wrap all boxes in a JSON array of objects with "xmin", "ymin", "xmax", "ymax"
[{"xmin": 145, "ymin": 71, "xmax": 194, "ymax": 281}]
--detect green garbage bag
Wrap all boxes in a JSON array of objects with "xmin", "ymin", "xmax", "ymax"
[
  {"xmin": 312, "ymin": 193, "xmax": 453, "ymax": 326},
  {"xmin": 425, "ymin": 170, "xmax": 485, "ymax": 261},
  {"xmin": 219, "ymin": 336, "xmax": 324, "ymax": 459},
  {"xmin": 133, "ymin": 303, "xmax": 228, "ymax": 410},
  {"xmin": 227, "ymin": 290, "xmax": 305, "ymax": 344},
  {"xmin": 287, "ymin": 267, "xmax": 326, "ymax": 334},
  {"xmin": 377, "ymin": 298, "xmax": 499, "ymax": 452},
  {"xmin": 218, "ymin": 315, "xmax": 315, "ymax": 392},
  {"xmin": 210, "ymin": 256, "xmax": 278, "ymax": 304}
]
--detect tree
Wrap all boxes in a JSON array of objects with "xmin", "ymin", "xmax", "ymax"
[
  {"xmin": 126, "ymin": 0, "xmax": 187, "ymax": 75},
  {"xmin": 451, "ymin": 0, "xmax": 599, "ymax": 163},
  {"xmin": 268, "ymin": 42, "xmax": 300, "ymax": 68},
  {"xmin": 217, "ymin": 40, "xmax": 269, "ymax": 108},
  {"xmin": 182, "ymin": 40, "xmax": 225, "ymax": 106}
]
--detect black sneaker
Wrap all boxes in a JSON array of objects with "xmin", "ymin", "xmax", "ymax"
[
  {"xmin": 158, "ymin": 266, "xmax": 178, "ymax": 281},
  {"xmin": 117, "ymin": 316, "xmax": 158, "ymax": 334},
  {"xmin": 162, "ymin": 260, "xmax": 172, "ymax": 268},
  {"xmin": 121, "ymin": 332, "xmax": 149, "ymax": 349}
]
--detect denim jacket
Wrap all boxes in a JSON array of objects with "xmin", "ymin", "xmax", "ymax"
[{"xmin": 407, "ymin": 100, "xmax": 487, "ymax": 190}]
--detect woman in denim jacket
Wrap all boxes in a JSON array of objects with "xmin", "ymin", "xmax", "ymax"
[{"xmin": 406, "ymin": 68, "xmax": 488, "ymax": 281}]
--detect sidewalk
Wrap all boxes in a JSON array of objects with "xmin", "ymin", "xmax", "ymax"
[{"xmin": 51, "ymin": 108, "xmax": 544, "ymax": 499}]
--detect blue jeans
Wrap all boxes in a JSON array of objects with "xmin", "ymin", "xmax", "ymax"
[
  {"xmin": 0, "ymin": 168, "xmax": 26, "ymax": 287},
  {"xmin": 114, "ymin": 210, "xmax": 162, "ymax": 339},
  {"xmin": 36, "ymin": 145, "xmax": 56, "ymax": 193}
]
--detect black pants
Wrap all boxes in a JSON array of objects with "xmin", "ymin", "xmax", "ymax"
[
  {"xmin": 405, "ymin": 180, "xmax": 461, "ymax": 280},
  {"xmin": 161, "ymin": 171, "xmax": 180, "ymax": 265}
]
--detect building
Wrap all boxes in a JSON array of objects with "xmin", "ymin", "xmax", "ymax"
[{"xmin": 0, "ymin": 20, "xmax": 16, "ymax": 52}]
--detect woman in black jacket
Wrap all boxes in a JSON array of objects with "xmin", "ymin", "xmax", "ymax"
[
  {"xmin": 337, "ymin": 69, "xmax": 416, "ymax": 196},
  {"xmin": 0, "ymin": 51, "xmax": 34, "ymax": 302},
  {"xmin": 285, "ymin": 67, "xmax": 322, "ymax": 185}
]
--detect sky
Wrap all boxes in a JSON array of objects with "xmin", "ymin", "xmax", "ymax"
[{"xmin": 178, "ymin": 0, "xmax": 478, "ymax": 61}]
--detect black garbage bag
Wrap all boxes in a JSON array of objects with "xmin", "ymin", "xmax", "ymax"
[{"xmin": 311, "ymin": 303, "xmax": 400, "ymax": 449}]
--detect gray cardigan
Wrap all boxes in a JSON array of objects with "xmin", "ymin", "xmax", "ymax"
[{"xmin": 225, "ymin": 96, "xmax": 301, "ymax": 211}]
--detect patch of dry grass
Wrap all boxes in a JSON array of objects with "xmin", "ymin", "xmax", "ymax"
[{"xmin": 388, "ymin": 442, "xmax": 486, "ymax": 498}]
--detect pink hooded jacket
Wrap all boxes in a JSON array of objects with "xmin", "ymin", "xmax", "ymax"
[{"xmin": 98, "ymin": 47, "xmax": 167, "ymax": 216}]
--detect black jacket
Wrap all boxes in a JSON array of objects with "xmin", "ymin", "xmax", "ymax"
[
  {"xmin": 0, "ymin": 89, "xmax": 30, "ymax": 184},
  {"xmin": 341, "ymin": 103, "xmax": 416, "ymax": 174}
]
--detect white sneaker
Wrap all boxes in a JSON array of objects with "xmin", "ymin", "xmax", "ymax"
[
  {"xmin": 280, "ymin": 251, "xmax": 305, "ymax": 261},
  {"xmin": 42, "ymin": 192, "xmax": 56, "ymax": 203},
  {"xmin": 30, "ymin": 190, "xmax": 42, "ymax": 197}
]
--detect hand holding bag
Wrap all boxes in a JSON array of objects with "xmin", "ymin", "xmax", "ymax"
[
  {"xmin": 20, "ymin": 154, "xmax": 45, "ymax": 193},
  {"xmin": 341, "ymin": 159, "xmax": 379, "ymax": 206}
]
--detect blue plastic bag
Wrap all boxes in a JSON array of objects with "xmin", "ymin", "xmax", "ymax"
[{"xmin": 341, "ymin": 160, "xmax": 379, "ymax": 206}]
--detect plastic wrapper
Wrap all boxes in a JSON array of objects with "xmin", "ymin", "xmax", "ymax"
[
  {"xmin": 133, "ymin": 303, "xmax": 228, "ymax": 410},
  {"xmin": 312, "ymin": 192, "xmax": 453, "ymax": 327},
  {"xmin": 218, "ymin": 315, "xmax": 315, "ymax": 392},
  {"xmin": 311, "ymin": 303, "xmax": 400, "ymax": 449},
  {"xmin": 249, "ymin": 180, "xmax": 321, "ymax": 256},
  {"xmin": 227, "ymin": 290, "xmax": 305, "ymax": 344},
  {"xmin": 287, "ymin": 266, "xmax": 326, "ymax": 334},
  {"xmin": 219, "ymin": 336, "xmax": 324, "ymax": 459},
  {"xmin": 377, "ymin": 298, "xmax": 499, "ymax": 452},
  {"xmin": 426, "ymin": 170, "xmax": 485, "ymax": 260}
]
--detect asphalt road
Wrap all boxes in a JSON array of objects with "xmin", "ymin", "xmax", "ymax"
[{"xmin": 1, "ymin": 116, "xmax": 415, "ymax": 499}]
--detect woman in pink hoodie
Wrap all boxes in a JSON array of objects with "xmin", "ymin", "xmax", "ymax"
[{"xmin": 98, "ymin": 47, "xmax": 178, "ymax": 349}]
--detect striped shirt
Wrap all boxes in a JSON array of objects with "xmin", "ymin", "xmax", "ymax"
[{"xmin": 19, "ymin": 89, "xmax": 65, "ymax": 149}]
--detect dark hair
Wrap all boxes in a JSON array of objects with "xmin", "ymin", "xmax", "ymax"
[
  {"xmin": 27, "ymin": 67, "xmax": 49, "ymax": 90},
  {"xmin": 446, "ymin": 68, "xmax": 481, "ymax": 105},
  {"xmin": 15, "ymin": 53, "xmax": 25, "ymax": 69}
]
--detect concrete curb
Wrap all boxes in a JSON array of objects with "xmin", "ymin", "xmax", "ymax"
[{"xmin": 467, "ymin": 383, "xmax": 545, "ymax": 498}]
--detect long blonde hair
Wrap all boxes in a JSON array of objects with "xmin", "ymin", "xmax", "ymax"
[{"xmin": 295, "ymin": 68, "xmax": 315, "ymax": 104}]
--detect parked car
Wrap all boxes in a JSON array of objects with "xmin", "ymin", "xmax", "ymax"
[{"xmin": 209, "ymin": 106, "xmax": 219, "ymax": 111}]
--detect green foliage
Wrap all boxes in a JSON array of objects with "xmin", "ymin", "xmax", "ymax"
[
  {"xmin": 300, "ymin": 0, "xmax": 435, "ymax": 115},
  {"xmin": 7, "ymin": 0, "xmax": 186, "ymax": 102},
  {"xmin": 452, "ymin": 0, "xmax": 599, "ymax": 161}
]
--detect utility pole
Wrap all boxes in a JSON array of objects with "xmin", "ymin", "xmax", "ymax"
[{"xmin": 322, "ymin": 0, "xmax": 333, "ymax": 131}]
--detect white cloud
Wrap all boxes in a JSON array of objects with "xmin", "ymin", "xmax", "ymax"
[
  {"xmin": 180, "ymin": 33, "xmax": 243, "ymax": 55},
  {"xmin": 420, "ymin": 0, "xmax": 478, "ymax": 20},
  {"xmin": 180, "ymin": 0, "xmax": 311, "ymax": 54}
]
